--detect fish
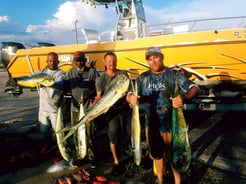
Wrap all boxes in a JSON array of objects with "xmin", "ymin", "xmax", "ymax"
[
  {"xmin": 17, "ymin": 73, "xmax": 55, "ymax": 87},
  {"xmin": 165, "ymin": 77, "xmax": 191, "ymax": 172},
  {"xmin": 76, "ymin": 102, "xmax": 87, "ymax": 159},
  {"xmin": 58, "ymin": 74, "xmax": 130, "ymax": 142},
  {"xmin": 171, "ymin": 105, "xmax": 191, "ymax": 172},
  {"xmin": 130, "ymin": 80, "xmax": 142, "ymax": 166},
  {"xmin": 55, "ymin": 107, "xmax": 71, "ymax": 161},
  {"xmin": 70, "ymin": 95, "xmax": 87, "ymax": 160}
]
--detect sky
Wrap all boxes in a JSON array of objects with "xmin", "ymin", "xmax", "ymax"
[{"xmin": 0, "ymin": 0, "xmax": 246, "ymax": 47}]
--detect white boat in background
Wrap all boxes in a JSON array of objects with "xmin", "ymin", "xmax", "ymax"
[{"xmin": 1, "ymin": 0, "xmax": 246, "ymax": 110}]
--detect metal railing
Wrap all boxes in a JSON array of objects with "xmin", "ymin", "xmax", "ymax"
[{"xmin": 147, "ymin": 16, "xmax": 246, "ymax": 36}]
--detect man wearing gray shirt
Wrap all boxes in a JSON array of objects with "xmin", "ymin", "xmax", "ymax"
[
  {"xmin": 31, "ymin": 52, "xmax": 65, "ymax": 143},
  {"xmin": 65, "ymin": 51, "xmax": 99, "ymax": 168},
  {"xmin": 35, "ymin": 52, "xmax": 67, "ymax": 171}
]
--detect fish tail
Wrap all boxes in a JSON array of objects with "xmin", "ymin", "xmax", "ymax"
[{"xmin": 38, "ymin": 81, "xmax": 45, "ymax": 86}]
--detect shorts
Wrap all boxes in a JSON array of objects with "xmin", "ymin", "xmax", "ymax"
[
  {"xmin": 141, "ymin": 103, "xmax": 172, "ymax": 132},
  {"xmin": 106, "ymin": 106, "xmax": 131, "ymax": 144},
  {"xmin": 39, "ymin": 110, "xmax": 57, "ymax": 135},
  {"xmin": 147, "ymin": 127, "xmax": 164, "ymax": 159},
  {"xmin": 146, "ymin": 107, "xmax": 172, "ymax": 159}
]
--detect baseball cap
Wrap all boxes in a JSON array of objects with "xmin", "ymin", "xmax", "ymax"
[
  {"xmin": 73, "ymin": 51, "xmax": 85, "ymax": 59},
  {"xmin": 145, "ymin": 47, "xmax": 163, "ymax": 60}
]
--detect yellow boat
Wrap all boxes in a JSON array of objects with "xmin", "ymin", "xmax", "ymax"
[
  {"xmin": 7, "ymin": 29, "xmax": 246, "ymax": 80},
  {"xmin": 1, "ymin": 0, "xmax": 246, "ymax": 110}
]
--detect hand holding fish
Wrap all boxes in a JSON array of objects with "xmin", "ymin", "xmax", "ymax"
[
  {"xmin": 53, "ymin": 100, "xmax": 61, "ymax": 108},
  {"xmin": 53, "ymin": 93, "xmax": 63, "ymax": 108},
  {"xmin": 170, "ymin": 94, "xmax": 183, "ymax": 108},
  {"xmin": 78, "ymin": 98, "xmax": 85, "ymax": 104},
  {"xmin": 121, "ymin": 92, "xmax": 127, "ymax": 98},
  {"xmin": 126, "ymin": 93, "xmax": 140, "ymax": 106}
]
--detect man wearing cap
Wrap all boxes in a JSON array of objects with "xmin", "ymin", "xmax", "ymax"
[
  {"xmin": 126, "ymin": 47, "xmax": 200, "ymax": 184},
  {"xmin": 65, "ymin": 51, "xmax": 99, "ymax": 168}
]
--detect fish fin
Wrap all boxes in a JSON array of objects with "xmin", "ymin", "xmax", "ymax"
[
  {"xmin": 38, "ymin": 81, "xmax": 46, "ymax": 86},
  {"xmin": 39, "ymin": 81, "xmax": 51, "ymax": 87}
]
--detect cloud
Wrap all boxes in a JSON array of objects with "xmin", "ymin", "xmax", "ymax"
[
  {"xmin": 143, "ymin": 0, "xmax": 246, "ymax": 34},
  {"xmin": 0, "ymin": 16, "xmax": 9, "ymax": 22},
  {"xmin": 24, "ymin": 1, "xmax": 117, "ymax": 45},
  {"xmin": 0, "ymin": 1, "xmax": 117, "ymax": 45},
  {"xmin": 0, "ymin": 20, "xmax": 30, "ymax": 44},
  {"xmin": 144, "ymin": 0, "xmax": 246, "ymax": 24}
]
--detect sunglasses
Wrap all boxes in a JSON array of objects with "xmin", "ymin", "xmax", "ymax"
[{"xmin": 73, "ymin": 58, "xmax": 85, "ymax": 62}]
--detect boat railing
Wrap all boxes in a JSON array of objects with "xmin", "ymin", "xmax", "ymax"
[
  {"xmin": 81, "ymin": 16, "xmax": 246, "ymax": 42},
  {"xmin": 146, "ymin": 16, "xmax": 246, "ymax": 36}
]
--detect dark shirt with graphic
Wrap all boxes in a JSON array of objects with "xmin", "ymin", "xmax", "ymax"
[{"xmin": 137, "ymin": 67, "xmax": 197, "ymax": 132}]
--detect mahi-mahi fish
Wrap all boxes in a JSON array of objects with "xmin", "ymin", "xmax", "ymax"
[
  {"xmin": 165, "ymin": 77, "xmax": 191, "ymax": 172},
  {"xmin": 76, "ymin": 102, "xmax": 87, "ymax": 159},
  {"xmin": 56, "ymin": 107, "xmax": 71, "ymax": 161},
  {"xmin": 17, "ymin": 73, "xmax": 55, "ymax": 87},
  {"xmin": 58, "ymin": 74, "xmax": 130, "ymax": 142},
  {"xmin": 130, "ymin": 80, "xmax": 142, "ymax": 166}
]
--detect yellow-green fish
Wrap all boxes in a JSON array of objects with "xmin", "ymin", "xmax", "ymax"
[
  {"xmin": 56, "ymin": 107, "xmax": 71, "ymax": 161},
  {"xmin": 131, "ymin": 80, "xmax": 142, "ymax": 166},
  {"xmin": 77, "ymin": 102, "xmax": 87, "ymax": 159},
  {"xmin": 17, "ymin": 73, "xmax": 55, "ymax": 87},
  {"xmin": 165, "ymin": 77, "xmax": 191, "ymax": 172},
  {"xmin": 58, "ymin": 74, "xmax": 130, "ymax": 142}
]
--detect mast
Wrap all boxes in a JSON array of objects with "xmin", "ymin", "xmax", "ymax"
[
  {"xmin": 115, "ymin": 0, "xmax": 146, "ymax": 40},
  {"xmin": 85, "ymin": 0, "xmax": 146, "ymax": 40}
]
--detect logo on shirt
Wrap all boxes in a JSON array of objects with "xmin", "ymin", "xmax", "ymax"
[{"xmin": 148, "ymin": 81, "xmax": 166, "ymax": 91}]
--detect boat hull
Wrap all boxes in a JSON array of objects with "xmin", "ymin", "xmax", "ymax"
[{"xmin": 7, "ymin": 29, "xmax": 246, "ymax": 82}]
